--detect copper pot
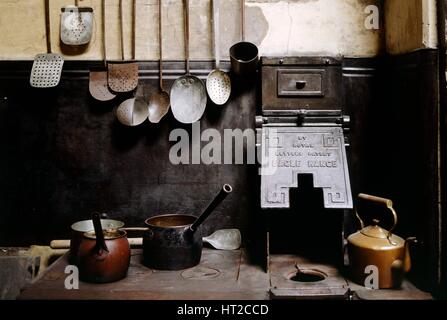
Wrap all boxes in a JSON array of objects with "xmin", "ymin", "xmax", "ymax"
[
  {"xmin": 70, "ymin": 216, "xmax": 124, "ymax": 264},
  {"xmin": 77, "ymin": 213, "xmax": 130, "ymax": 283},
  {"xmin": 347, "ymin": 194, "xmax": 417, "ymax": 289}
]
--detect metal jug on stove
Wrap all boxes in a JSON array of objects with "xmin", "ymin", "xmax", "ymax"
[{"xmin": 347, "ymin": 193, "xmax": 417, "ymax": 289}]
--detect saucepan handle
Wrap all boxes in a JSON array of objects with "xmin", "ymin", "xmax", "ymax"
[
  {"xmin": 189, "ymin": 184, "xmax": 233, "ymax": 233},
  {"xmin": 92, "ymin": 212, "xmax": 109, "ymax": 257}
]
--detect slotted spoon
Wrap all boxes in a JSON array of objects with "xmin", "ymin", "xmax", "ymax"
[
  {"xmin": 30, "ymin": 0, "xmax": 64, "ymax": 88},
  {"xmin": 89, "ymin": 0, "xmax": 116, "ymax": 101},
  {"xmin": 108, "ymin": 0, "xmax": 139, "ymax": 93},
  {"xmin": 206, "ymin": 0, "xmax": 231, "ymax": 105}
]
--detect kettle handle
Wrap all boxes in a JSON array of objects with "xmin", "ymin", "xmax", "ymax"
[{"xmin": 357, "ymin": 193, "xmax": 398, "ymax": 238}]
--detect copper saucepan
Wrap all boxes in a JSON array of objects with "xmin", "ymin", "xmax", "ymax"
[
  {"xmin": 77, "ymin": 213, "xmax": 131, "ymax": 283},
  {"xmin": 69, "ymin": 215, "xmax": 124, "ymax": 263}
]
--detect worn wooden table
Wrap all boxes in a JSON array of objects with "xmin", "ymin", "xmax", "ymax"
[
  {"xmin": 19, "ymin": 249, "xmax": 270, "ymax": 300},
  {"xmin": 18, "ymin": 248, "xmax": 432, "ymax": 300}
]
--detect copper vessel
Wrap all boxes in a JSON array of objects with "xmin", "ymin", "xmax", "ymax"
[
  {"xmin": 348, "ymin": 194, "xmax": 417, "ymax": 289},
  {"xmin": 77, "ymin": 213, "xmax": 130, "ymax": 283},
  {"xmin": 69, "ymin": 217, "xmax": 124, "ymax": 264}
]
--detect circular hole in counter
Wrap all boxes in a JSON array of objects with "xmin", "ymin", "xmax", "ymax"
[{"xmin": 288, "ymin": 269, "xmax": 327, "ymax": 283}]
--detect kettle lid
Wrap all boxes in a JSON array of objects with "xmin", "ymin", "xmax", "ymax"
[
  {"xmin": 349, "ymin": 219, "xmax": 405, "ymax": 248},
  {"xmin": 360, "ymin": 219, "xmax": 390, "ymax": 239}
]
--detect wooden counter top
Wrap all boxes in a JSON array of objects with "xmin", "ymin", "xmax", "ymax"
[
  {"xmin": 19, "ymin": 249, "xmax": 270, "ymax": 300},
  {"xmin": 18, "ymin": 248, "xmax": 432, "ymax": 300}
]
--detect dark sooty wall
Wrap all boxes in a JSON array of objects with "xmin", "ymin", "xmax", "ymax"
[{"xmin": 0, "ymin": 61, "xmax": 258, "ymax": 246}]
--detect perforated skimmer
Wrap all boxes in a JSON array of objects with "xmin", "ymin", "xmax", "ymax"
[
  {"xmin": 107, "ymin": 0, "xmax": 139, "ymax": 93},
  {"xmin": 206, "ymin": 0, "xmax": 231, "ymax": 105},
  {"xmin": 89, "ymin": 0, "xmax": 116, "ymax": 101},
  {"xmin": 30, "ymin": 0, "xmax": 64, "ymax": 88}
]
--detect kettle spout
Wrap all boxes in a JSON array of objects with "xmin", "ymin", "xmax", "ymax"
[{"xmin": 403, "ymin": 237, "xmax": 417, "ymax": 273}]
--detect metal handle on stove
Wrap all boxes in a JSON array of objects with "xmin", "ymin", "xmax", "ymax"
[{"xmin": 296, "ymin": 81, "xmax": 307, "ymax": 89}]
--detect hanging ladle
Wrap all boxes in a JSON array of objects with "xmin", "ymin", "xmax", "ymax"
[
  {"xmin": 170, "ymin": 0, "xmax": 207, "ymax": 124},
  {"xmin": 115, "ymin": 0, "xmax": 148, "ymax": 126},
  {"xmin": 147, "ymin": 0, "xmax": 170, "ymax": 123}
]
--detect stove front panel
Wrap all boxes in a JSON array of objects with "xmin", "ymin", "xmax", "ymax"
[{"xmin": 260, "ymin": 127, "xmax": 352, "ymax": 209}]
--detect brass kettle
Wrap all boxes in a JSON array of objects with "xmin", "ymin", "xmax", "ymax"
[{"xmin": 347, "ymin": 193, "xmax": 417, "ymax": 289}]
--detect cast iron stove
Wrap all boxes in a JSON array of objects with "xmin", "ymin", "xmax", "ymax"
[{"xmin": 256, "ymin": 57, "xmax": 353, "ymax": 299}]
